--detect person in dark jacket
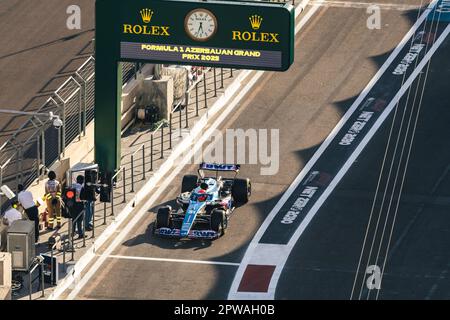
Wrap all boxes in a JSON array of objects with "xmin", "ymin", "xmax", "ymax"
[{"xmin": 71, "ymin": 175, "xmax": 85, "ymax": 239}]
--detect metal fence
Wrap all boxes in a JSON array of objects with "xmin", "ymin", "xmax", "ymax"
[
  {"xmin": 0, "ymin": 60, "xmax": 227, "ymax": 215},
  {"xmin": 106, "ymin": 67, "xmax": 234, "ymax": 219},
  {"xmin": 0, "ymin": 58, "xmax": 138, "ymax": 210}
]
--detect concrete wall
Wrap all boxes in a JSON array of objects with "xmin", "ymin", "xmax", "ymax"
[
  {"xmin": 161, "ymin": 66, "xmax": 190, "ymax": 105},
  {"xmin": 121, "ymin": 64, "xmax": 155, "ymax": 130},
  {"xmin": 0, "ymin": 286, "xmax": 11, "ymax": 300},
  {"xmin": 0, "ymin": 252, "xmax": 11, "ymax": 286},
  {"xmin": 0, "ymin": 253, "xmax": 12, "ymax": 299}
]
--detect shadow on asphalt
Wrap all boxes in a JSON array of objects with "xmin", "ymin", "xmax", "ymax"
[
  {"xmin": 121, "ymin": 222, "xmax": 214, "ymax": 250},
  {"xmin": 123, "ymin": 198, "xmax": 212, "ymax": 250},
  {"xmin": 0, "ymin": 29, "xmax": 95, "ymax": 61},
  {"xmin": 123, "ymin": 197, "xmax": 249, "ymax": 251},
  {"xmin": 201, "ymin": 4, "xmax": 434, "ymax": 299}
]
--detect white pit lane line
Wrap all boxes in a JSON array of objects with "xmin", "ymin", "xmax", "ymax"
[
  {"xmin": 228, "ymin": 0, "xmax": 445, "ymax": 300},
  {"xmin": 105, "ymin": 255, "xmax": 240, "ymax": 267},
  {"xmin": 62, "ymin": 0, "xmax": 319, "ymax": 300}
]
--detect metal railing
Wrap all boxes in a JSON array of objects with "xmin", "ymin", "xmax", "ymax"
[
  {"xmin": 70, "ymin": 210, "xmax": 86, "ymax": 261},
  {"xmin": 27, "ymin": 257, "xmax": 45, "ymax": 300},
  {"xmin": 0, "ymin": 62, "xmax": 221, "ymax": 214},
  {"xmin": 0, "ymin": 57, "xmax": 140, "ymax": 211},
  {"xmin": 48, "ymin": 237, "xmax": 69, "ymax": 285},
  {"xmin": 90, "ymin": 201, "xmax": 96, "ymax": 238},
  {"xmin": 130, "ymin": 144, "xmax": 146, "ymax": 192},
  {"xmin": 120, "ymin": 67, "xmax": 234, "ymax": 206},
  {"xmin": 110, "ymin": 167, "xmax": 127, "ymax": 218},
  {"xmin": 19, "ymin": 66, "xmax": 233, "ymax": 300},
  {"xmin": 5, "ymin": 66, "xmax": 232, "ymax": 295}
]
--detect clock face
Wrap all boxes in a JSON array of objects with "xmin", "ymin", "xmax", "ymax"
[{"xmin": 184, "ymin": 9, "xmax": 217, "ymax": 42}]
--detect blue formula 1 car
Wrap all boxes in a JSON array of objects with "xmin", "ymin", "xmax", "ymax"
[{"xmin": 153, "ymin": 163, "xmax": 251, "ymax": 240}]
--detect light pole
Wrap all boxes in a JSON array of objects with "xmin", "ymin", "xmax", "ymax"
[{"xmin": 0, "ymin": 109, "xmax": 63, "ymax": 128}]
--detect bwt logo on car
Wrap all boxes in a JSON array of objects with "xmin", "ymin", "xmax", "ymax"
[
  {"xmin": 204, "ymin": 164, "xmax": 236, "ymax": 171},
  {"xmin": 191, "ymin": 230, "xmax": 217, "ymax": 238},
  {"xmin": 159, "ymin": 228, "xmax": 178, "ymax": 235},
  {"xmin": 437, "ymin": 0, "xmax": 450, "ymax": 13}
]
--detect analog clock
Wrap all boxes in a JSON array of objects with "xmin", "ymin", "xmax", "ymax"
[{"xmin": 184, "ymin": 9, "xmax": 218, "ymax": 42}]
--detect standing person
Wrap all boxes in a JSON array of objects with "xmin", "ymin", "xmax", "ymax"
[
  {"xmin": 17, "ymin": 184, "xmax": 40, "ymax": 243},
  {"xmin": 83, "ymin": 183, "xmax": 96, "ymax": 232},
  {"xmin": 84, "ymin": 199, "xmax": 93, "ymax": 231},
  {"xmin": 72, "ymin": 175, "xmax": 85, "ymax": 239},
  {"xmin": 44, "ymin": 171, "xmax": 62, "ymax": 230}
]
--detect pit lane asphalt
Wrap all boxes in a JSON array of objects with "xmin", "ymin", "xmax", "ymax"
[
  {"xmin": 72, "ymin": 1, "xmax": 434, "ymax": 300},
  {"xmin": 275, "ymin": 17, "xmax": 450, "ymax": 299}
]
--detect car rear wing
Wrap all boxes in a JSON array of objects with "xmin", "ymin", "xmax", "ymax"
[{"xmin": 198, "ymin": 163, "xmax": 240, "ymax": 178}]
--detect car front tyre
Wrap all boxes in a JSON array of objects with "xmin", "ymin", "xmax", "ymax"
[
  {"xmin": 156, "ymin": 206, "xmax": 172, "ymax": 229},
  {"xmin": 210, "ymin": 208, "xmax": 226, "ymax": 237}
]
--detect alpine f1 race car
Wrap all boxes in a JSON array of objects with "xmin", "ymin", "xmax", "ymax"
[{"xmin": 153, "ymin": 163, "xmax": 251, "ymax": 240}]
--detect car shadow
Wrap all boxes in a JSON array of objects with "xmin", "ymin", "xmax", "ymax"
[
  {"xmin": 122, "ymin": 219, "xmax": 214, "ymax": 251},
  {"xmin": 138, "ymin": 193, "xmax": 247, "ymax": 251},
  {"xmin": 122, "ymin": 205, "xmax": 214, "ymax": 250},
  {"xmin": 148, "ymin": 199, "xmax": 178, "ymax": 213}
]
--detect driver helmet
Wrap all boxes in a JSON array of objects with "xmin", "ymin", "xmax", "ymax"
[{"xmin": 200, "ymin": 182, "xmax": 208, "ymax": 190}]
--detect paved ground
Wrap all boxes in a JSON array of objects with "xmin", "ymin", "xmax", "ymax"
[
  {"xmin": 0, "ymin": 0, "xmax": 94, "ymax": 145},
  {"xmin": 64, "ymin": 0, "xmax": 449, "ymax": 300},
  {"xmin": 276, "ymin": 23, "xmax": 450, "ymax": 300},
  {"xmin": 1, "ymin": 0, "xmax": 243, "ymax": 301},
  {"xmin": 11, "ymin": 66, "xmax": 235, "ymax": 300}
]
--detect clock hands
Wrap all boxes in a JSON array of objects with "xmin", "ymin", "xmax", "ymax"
[{"xmin": 197, "ymin": 22, "xmax": 204, "ymax": 37}]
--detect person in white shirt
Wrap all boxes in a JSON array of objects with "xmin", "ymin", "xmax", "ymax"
[
  {"xmin": 1, "ymin": 204, "xmax": 21, "ymax": 252},
  {"xmin": 17, "ymin": 184, "xmax": 40, "ymax": 242},
  {"xmin": 2, "ymin": 200, "xmax": 22, "ymax": 226}
]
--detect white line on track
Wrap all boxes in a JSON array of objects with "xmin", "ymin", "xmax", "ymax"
[
  {"xmin": 105, "ymin": 255, "xmax": 240, "ymax": 267},
  {"xmin": 375, "ymin": 9, "xmax": 446, "ymax": 300},
  {"xmin": 63, "ymin": 0, "xmax": 317, "ymax": 300},
  {"xmin": 295, "ymin": 0, "xmax": 324, "ymax": 33},
  {"xmin": 228, "ymin": 0, "xmax": 442, "ymax": 300}
]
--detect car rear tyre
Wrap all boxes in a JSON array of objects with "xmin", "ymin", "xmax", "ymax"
[
  {"xmin": 232, "ymin": 178, "xmax": 251, "ymax": 204},
  {"xmin": 181, "ymin": 174, "xmax": 198, "ymax": 193},
  {"xmin": 156, "ymin": 206, "xmax": 171, "ymax": 229},
  {"xmin": 210, "ymin": 208, "xmax": 226, "ymax": 237}
]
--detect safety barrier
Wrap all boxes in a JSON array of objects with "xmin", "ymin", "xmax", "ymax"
[
  {"xmin": 27, "ymin": 257, "xmax": 45, "ymax": 300},
  {"xmin": 0, "ymin": 59, "xmax": 140, "ymax": 211},
  {"xmin": 115, "ymin": 68, "xmax": 234, "ymax": 209},
  {"xmin": 5, "ymin": 66, "xmax": 232, "ymax": 300},
  {"xmin": 70, "ymin": 210, "xmax": 86, "ymax": 261}
]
